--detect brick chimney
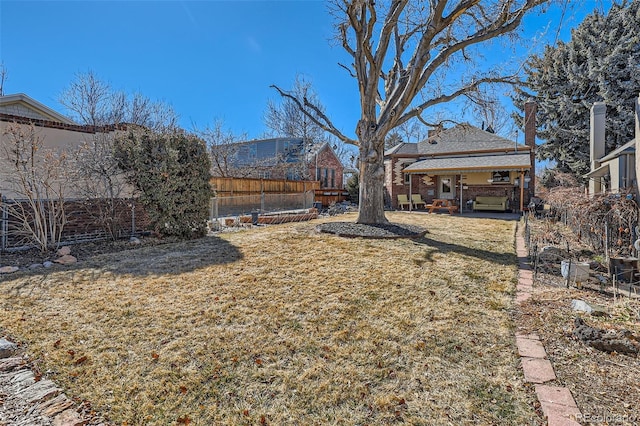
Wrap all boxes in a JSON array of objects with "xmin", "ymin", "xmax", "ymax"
[
  {"xmin": 524, "ymin": 101, "xmax": 536, "ymax": 197},
  {"xmin": 590, "ymin": 102, "xmax": 606, "ymax": 195}
]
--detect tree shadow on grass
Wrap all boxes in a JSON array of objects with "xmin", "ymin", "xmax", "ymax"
[
  {"xmin": 1, "ymin": 235, "xmax": 243, "ymax": 285},
  {"xmin": 87, "ymin": 235, "xmax": 243, "ymax": 276},
  {"xmin": 413, "ymin": 235, "xmax": 516, "ymax": 266}
]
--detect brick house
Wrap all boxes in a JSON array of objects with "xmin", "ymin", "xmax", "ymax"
[
  {"xmin": 227, "ymin": 137, "xmax": 345, "ymax": 188},
  {"xmin": 384, "ymin": 103, "xmax": 537, "ymax": 212},
  {"xmin": 309, "ymin": 142, "xmax": 345, "ymax": 189},
  {"xmin": 0, "ymin": 93, "xmax": 146, "ymax": 249}
]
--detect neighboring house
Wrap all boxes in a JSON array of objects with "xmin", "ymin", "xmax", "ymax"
[
  {"xmin": 308, "ymin": 142, "xmax": 345, "ymax": 189},
  {"xmin": 384, "ymin": 103, "xmax": 537, "ymax": 211},
  {"xmin": 227, "ymin": 137, "xmax": 345, "ymax": 188},
  {"xmin": 585, "ymin": 101, "xmax": 637, "ymax": 195},
  {"xmin": 0, "ymin": 93, "xmax": 126, "ymax": 198},
  {"xmin": 0, "ymin": 93, "xmax": 141, "ymax": 248}
]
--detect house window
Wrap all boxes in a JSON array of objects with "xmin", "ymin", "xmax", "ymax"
[
  {"xmin": 286, "ymin": 169, "xmax": 300, "ymax": 180},
  {"xmin": 323, "ymin": 168, "xmax": 329, "ymax": 188},
  {"xmin": 404, "ymin": 173, "xmax": 411, "ymax": 185},
  {"xmin": 331, "ymin": 169, "xmax": 335, "ymax": 188},
  {"xmin": 489, "ymin": 170, "xmax": 510, "ymax": 184}
]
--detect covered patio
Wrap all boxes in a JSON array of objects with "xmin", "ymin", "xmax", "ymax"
[{"xmin": 399, "ymin": 153, "xmax": 532, "ymax": 213}]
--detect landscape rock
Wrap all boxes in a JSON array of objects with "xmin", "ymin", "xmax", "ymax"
[
  {"xmin": 16, "ymin": 379, "xmax": 60, "ymax": 404},
  {"xmin": 30, "ymin": 263, "xmax": 44, "ymax": 269},
  {"xmin": 53, "ymin": 408, "xmax": 86, "ymax": 426},
  {"xmin": 570, "ymin": 299, "xmax": 608, "ymax": 316},
  {"xmin": 43, "ymin": 261, "xmax": 54, "ymax": 268},
  {"xmin": 53, "ymin": 255, "xmax": 77, "ymax": 265},
  {"xmin": 38, "ymin": 393, "xmax": 75, "ymax": 417},
  {"xmin": 56, "ymin": 246, "xmax": 71, "ymax": 256},
  {"xmin": 0, "ymin": 265, "xmax": 19, "ymax": 274},
  {"xmin": 571, "ymin": 299, "xmax": 593, "ymax": 314},
  {"xmin": 10, "ymin": 370, "xmax": 36, "ymax": 392},
  {"xmin": 0, "ymin": 357, "xmax": 25, "ymax": 372},
  {"xmin": 0, "ymin": 338, "xmax": 18, "ymax": 358},
  {"xmin": 129, "ymin": 236, "xmax": 141, "ymax": 245},
  {"xmin": 538, "ymin": 246, "xmax": 564, "ymax": 262}
]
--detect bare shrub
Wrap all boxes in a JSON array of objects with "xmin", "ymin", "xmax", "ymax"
[
  {"xmin": 73, "ymin": 131, "xmax": 131, "ymax": 240},
  {"xmin": 1, "ymin": 123, "xmax": 69, "ymax": 251},
  {"xmin": 540, "ymin": 171, "xmax": 639, "ymax": 258}
]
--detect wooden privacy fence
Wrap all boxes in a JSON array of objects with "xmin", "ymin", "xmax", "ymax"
[
  {"xmin": 210, "ymin": 177, "xmax": 350, "ymax": 207},
  {"xmin": 210, "ymin": 177, "xmax": 320, "ymax": 196}
]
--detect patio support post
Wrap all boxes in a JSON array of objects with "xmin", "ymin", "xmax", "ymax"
[
  {"xmin": 520, "ymin": 170, "xmax": 525, "ymax": 212},
  {"xmin": 409, "ymin": 174, "xmax": 412, "ymax": 212},
  {"xmin": 459, "ymin": 174, "xmax": 463, "ymax": 212}
]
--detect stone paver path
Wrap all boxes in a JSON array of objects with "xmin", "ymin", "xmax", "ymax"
[{"xmin": 515, "ymin": 223, "xmax": 582, "ymax": 426}]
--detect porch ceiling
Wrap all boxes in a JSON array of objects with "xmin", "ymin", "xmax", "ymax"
[{"xmin": 402, "ymin": 153, "xmax": 531, "ymax": 174}]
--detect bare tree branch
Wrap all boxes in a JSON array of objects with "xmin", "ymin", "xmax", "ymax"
[{"xmin": 270, "ymin": 84, "xmax": 357, "ymax": 146}]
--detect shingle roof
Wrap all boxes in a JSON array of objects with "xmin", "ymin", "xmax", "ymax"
[
  {"xmin": 384, "ymin": 143, "xmax": 418, "ymax": 156},
  {"xmin": 416, "ymin": 123, "xmax": 526, "ymax": 155},
  {"xmin": 403, "ymin": 153, "xmax": 531, "ymax": 173}
]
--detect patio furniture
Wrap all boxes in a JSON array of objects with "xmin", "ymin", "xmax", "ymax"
[
  {"xmin": 472, "ymin": 196, "xmax": 509, "ymax": 212},
  {"xmin": 397, "ymin": 194, "xmax": 411, "ymax": 210},
  {"xmin": 411, "ymin": 194, "xmax": 427, "ymax": 209},
  {"xmin": 426, "ymin": 199, "xmax": 458, "ymax": 214}
]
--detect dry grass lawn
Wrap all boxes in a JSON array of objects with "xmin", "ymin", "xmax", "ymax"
[{"xmin": 0, "ymin": 212, "xmax": 540, "ymax": 425}]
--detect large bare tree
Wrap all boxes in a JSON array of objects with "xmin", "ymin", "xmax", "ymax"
[{"xmin": 273, "ymin": 0, "xmax": 547, "ymax": 224}]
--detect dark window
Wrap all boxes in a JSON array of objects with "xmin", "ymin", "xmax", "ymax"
[{"xmin": 331, "ymin": 169, "xmax": 335, "ymax": 188}]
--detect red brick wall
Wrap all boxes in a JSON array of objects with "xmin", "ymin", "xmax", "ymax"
[
  {"xmin": 309, "ymin": 146, "xmax": 344, "ymax": 188},
  {"xmin": 524, "ymin": 102, "xmax": 537, "ymax": 197},
  {"xmin": 1, "ymin": 198, "xmax": 151, "ymax": 250}
]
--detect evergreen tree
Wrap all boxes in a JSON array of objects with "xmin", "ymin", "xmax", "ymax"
[
  {"xmin": 513, "ymin": 1, "xmax": 640, "ymax": 180},
  {"xmin": 114, "ymin": 130, "xmax": 213, "ymax": 239},
  {"xmin": 384, "ymin": 132, "xmax": 403, "ymax": 150}
]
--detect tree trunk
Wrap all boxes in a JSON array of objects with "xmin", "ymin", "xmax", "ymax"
[{"xmin": 356, "ymin": 136, "xmax": 388, "ymax": 224}]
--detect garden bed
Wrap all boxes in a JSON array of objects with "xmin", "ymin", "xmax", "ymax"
[{"xmin": 523, "ymin": 214, "xmax": 640, "ymax": 424}]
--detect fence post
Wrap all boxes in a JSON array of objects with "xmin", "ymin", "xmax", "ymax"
[
  {"xmin": 1, "ymin": 196, "xmax": 7, "ymax": 252},
  {"xmin": 210, "ymin": 197, "xmax": 218, "ymax": 220},
  {"xmin": 261, "ymin": 192, "xmax": 265, "ymax": 212},
  {"xmin": 131, "ymin": 200, "xmax": 136, "ymax": 237}
]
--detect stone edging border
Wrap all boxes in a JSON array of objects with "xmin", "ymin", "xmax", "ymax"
[
  {"xmin": 0, "ymin": 339, "xmax": 94, "ymax": 426},
  {"xmin": 515, "ymin": 222, "xmax": 582, "ymax": 426}
]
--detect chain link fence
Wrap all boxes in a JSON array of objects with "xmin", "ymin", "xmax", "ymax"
[{"xmin": 1, "ymin": 196, "xmax": 144, "ymax": 252}]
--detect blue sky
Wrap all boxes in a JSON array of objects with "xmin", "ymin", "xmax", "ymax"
[{"xmin": 0, "ymin": 0, "xmax": 612, "ymax": 143}]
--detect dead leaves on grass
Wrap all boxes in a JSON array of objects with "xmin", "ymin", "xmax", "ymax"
[{"xmin": 0, "ymin": 213, "xmax": 539, "ymax": 424}]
